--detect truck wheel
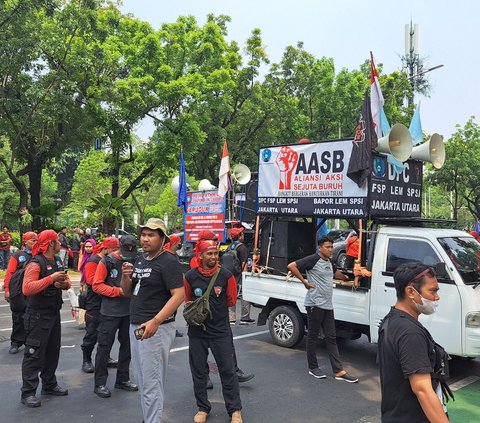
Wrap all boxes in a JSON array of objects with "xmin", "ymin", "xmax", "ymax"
[
  {"xmin": 337, "ymin": 252, "xmax": 347, "ymax": 269},
  {"xmin": 268, "ymin": 305, "xmax": 304, "ymax": 348}
]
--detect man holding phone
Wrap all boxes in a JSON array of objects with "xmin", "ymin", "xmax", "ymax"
[
  {"xmin": 20, "ymin": 230, "xmax": 71, "ymax": 408},
  {"xmin": 121, "ymin": 218, "xmax": 184, "ymax": 423}
]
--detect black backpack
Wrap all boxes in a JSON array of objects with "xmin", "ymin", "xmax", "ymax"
[
  {"xmin": 9, "ymin": 251, "xmax": 33, "ymax": 299},
  {"xmin": 220, "ymin": 242, "xmax": 242, "ymax": 276}
]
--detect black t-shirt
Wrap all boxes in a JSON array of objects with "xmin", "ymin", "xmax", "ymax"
[
  {"xmin": 378, "ymin": 307, "xmax": 436, "ymax": 423},
  {"xmin": 184, "ymin": 267, "xmax": 233, "ymax": 339},
  {"xmin": 129, "ymin": 251, "xmax": 184, "ymax": 325}
]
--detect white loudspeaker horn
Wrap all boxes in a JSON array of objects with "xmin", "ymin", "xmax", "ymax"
[
  {"xmin": 198, "ymin": 179, "xmax": 216, "ymax": 191},
  {"xmin": 411, "ymin": 133, "xmax": 445, "ymax": 169},
  {"xmin": 376, "ymin": 123, "xmax": 413, "ymax": 162},
  {"xmin": 232, "ymin": 163, "xmax": 251, "ymax": 185},
  {"xmin": 171, "ymin": 175, "xmax": 180, "ymax": 193}
]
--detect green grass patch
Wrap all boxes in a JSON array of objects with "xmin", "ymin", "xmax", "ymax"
[{"xmin": 448, "ymin": 380, "xmax": 480, "ymax": 422}]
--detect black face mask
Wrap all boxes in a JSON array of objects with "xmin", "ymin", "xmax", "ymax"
[{"xmin": 177, "ymin": 243, "xmax": 182, "ymax": 250}]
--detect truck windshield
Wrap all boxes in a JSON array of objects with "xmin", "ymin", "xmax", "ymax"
[{"xmin": 438, "ymin": 237, "xmax": 480, "ymax": 284}]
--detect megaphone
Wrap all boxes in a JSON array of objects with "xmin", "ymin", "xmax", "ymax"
[
  {"xmin": 232, "ymin": 164, "xmax": 251, "ymax": 185},
  {"xmin": 198, "ymin": 179, "xmax": 216, "ymax": 191},
  {"xmin": 376, "ymin": 123, "xmax": 413, "ymax": 162},
  {"xmin": 411, "ymin": 133, "xmax": 445, "ymax": 169},
  {"xmin": 171, "ymin": 175, "xmax": 180, "ymax": 193}
]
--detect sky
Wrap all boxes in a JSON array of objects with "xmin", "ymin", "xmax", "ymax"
[{"xmin": 119, "ymin": 0, "xmax": 480, "ymax": 142}]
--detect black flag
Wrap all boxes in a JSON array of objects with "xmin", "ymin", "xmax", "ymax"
[{"xmin": 347, "ymin": 93, "xmax": 378, "ymax": 187}]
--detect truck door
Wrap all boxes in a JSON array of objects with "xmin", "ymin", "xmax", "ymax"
[{"xmin": 370, "ymin": 237, "xmax": 461, "ymax": 353}]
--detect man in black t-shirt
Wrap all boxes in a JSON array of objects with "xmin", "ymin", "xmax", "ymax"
[
  {"xmin": 184, "ymin": 239, "xmax": 243, "ymax": 423},
  {"xmin": 378, "ymin": 262, "xmax": 451, "ymax": 423},
  {"xmin": 121, "ymin": 218, "xmax": 184, "ymax": 423}
]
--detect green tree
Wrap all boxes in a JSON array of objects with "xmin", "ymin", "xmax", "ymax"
[{"xmin": 428, "ymin": 117, "xmax": 480, "ymax": 223}]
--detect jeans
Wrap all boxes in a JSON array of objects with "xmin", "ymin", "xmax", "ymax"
[
  {"xmin": 0, "ymin": 249, "xmax": 10, "ymax": 270},
  {"xmin": 306, "ymin": 306, "xmax": 343, "ymax": 374}
]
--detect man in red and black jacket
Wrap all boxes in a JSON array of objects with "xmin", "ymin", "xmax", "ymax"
[
  {"xmin": 21, "ymin": 230, "xmax": 71, "ymax": 408},
  {"xmin": 80, "ymin": 237, "xmax": 119, "ymax": 373},
  {"xmin": 92, "ymin": 235, "xmax": 138, "ymax": 398},
  {"xmin": 184, "ymin": 240, "xmax": 243, "ymax": 423},
  {"xmin": 3, "ymin": 232, "xmax": 38, "ymax": 354}
]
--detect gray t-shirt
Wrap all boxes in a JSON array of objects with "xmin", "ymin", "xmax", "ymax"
[{"xmin": 295, "ymin": 253, "xmax": 334, "ymax": 310}]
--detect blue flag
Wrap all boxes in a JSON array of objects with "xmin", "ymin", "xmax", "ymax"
[
  {"xmin": 409, "ymin": 104, "xmax": 423, "ymax": 145},
  {"xmin": 380, "ymin": 107, "xmax": 391, "ymax": 138},
  {"xmin": 177, "ymin": 150, "xmax": 188, "ymax": 212}
]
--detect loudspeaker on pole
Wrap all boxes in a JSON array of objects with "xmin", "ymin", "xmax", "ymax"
[
  {"xmin": 376, "ymin": 123, "xmax": 413, "ymax": 162},
  {"xmin": 411, "ymin": 133, "xmax": 445, "ymax": 169}
]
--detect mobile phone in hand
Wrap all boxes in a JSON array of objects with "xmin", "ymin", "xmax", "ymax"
[{"xmin": 134, "ymin": 327, "xmax": 145, "ymax": 340}]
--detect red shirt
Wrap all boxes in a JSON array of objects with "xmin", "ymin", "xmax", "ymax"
[
  {"xmin": 3, "ymin": 254, "xmax": 19, "ymax": 293},
  {"xmin": 92, "ymin": 252, "xmax": 122, "ymax": 298},
  {"xmin": 23, "ymin": 260, "xmax": 71, "ymax": 296},
  {"xmin": 0, "ymin": 233, "xmax": 12, "ymax": 251}
]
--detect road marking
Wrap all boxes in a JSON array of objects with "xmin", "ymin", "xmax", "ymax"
[
  {"xmin": 0, "ymin": 319, "xmax": 76, "ymax": 332},
  {"xmin": 449, "ymin": 375, "xmax": 480, "ymax": 391},
  {"xmin": 170, "ymin": 330, "xmax": 269, "ymax": 353},
  {"xmin": 61, "ymin": 345, "xmax": 76, "ymax": 348},
  {"xmin": 0, "ymin": 304, "xmax": 10, "ymax": 308}
]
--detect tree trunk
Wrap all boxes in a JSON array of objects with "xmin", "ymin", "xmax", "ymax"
[
  {"xmin": 0, "ymin": 158, "xmax": 30, "ymax": 231},
  {"xmin": 28, "ymin": 158, "xmax": 43, "ymax": 230}
]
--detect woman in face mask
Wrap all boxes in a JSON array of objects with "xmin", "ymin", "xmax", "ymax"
[{"xmin": 377, "ymin": 263, "xmax": 453, "ymax": 423}]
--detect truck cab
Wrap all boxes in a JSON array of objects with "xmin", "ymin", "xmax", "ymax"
[{"xmin": 243, "ymin": 225, "xmax": 480, "ymax": 358}]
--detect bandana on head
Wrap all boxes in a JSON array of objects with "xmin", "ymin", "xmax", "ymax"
[
  {"xmin": 164, "ymin": 234, "xmax": 181, "ymax": 252},
  {"xmin": 32, "ymin": 229, "xmax": 58, "ymax": 256},
  {"xmin": 22, "ymin": 232, "xmax": 38, "ymax": 243},
  {"xmin": 92, "ymin": 236, "xmax": 119, "ymax": 254},
  {"xmin": 196, "ymin": 240, "xmax": 219, "ymax": 276}
]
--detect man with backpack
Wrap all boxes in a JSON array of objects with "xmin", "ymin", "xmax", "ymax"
[
  {"xmin": 3, "ymin": 232, "xmax": 38, "ymax": 354},
  {"xmin": 92, "ymin": 235, "xmax": 138, "ymax": 398},
  {"xmin": 224, "ymin": 227, "xmax": 254, "ymax": 325},
  {"xmin": 21, "ymin": 230, "xmax": 71, "ymax": 408},
  {"xmin": 184, "ymin": 239, "xmax": 243, "ymax": 423}
]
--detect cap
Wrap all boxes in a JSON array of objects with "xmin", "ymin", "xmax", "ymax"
[
  {"xmin": 138, "ymin": 218, "xmax": 169, "ymax": 241},
  {"xmin": 102, "ymin": 237, "xmax": 120, "ymax": 249},
  {"xmin": 230, "ymin": 227, "xmax": 244, "ymax": 240},
  {"xmin": 120, "ymin": 235, "xmax": 137, "ymax": 261}
]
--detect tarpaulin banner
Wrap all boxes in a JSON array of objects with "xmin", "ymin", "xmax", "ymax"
[
  {"xmin": 257, "ymin": 140, "xmax": 369, "ymax": 217},
  {"xmin": 369, "ymin": 155, "xmax": 422, "ymax": 217},
  {"xmin": 184, "ymin": 190, "xmax": 226, "ymax": 242}
]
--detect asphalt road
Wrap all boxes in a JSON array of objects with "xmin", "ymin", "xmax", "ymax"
[{"xmin": 0, "ymin": 276, "xmax": 479, "ymax": 423}]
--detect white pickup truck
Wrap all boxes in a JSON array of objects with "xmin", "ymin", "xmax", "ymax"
[{"xmin": 243, "ymin": 225, "xmax": 480, "ymax": 358}]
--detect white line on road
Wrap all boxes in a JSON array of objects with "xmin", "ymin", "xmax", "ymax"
[
  {"xmin": 449, "ymin": 375, "xmax": 480, "ymax": 391},
  {"xmin": 170, "ymin": 330, "xmax": 269, "ymax": 353},
  {"xmin": 0, "ymin": 319, "xmax": 76, "ymax": 332}
]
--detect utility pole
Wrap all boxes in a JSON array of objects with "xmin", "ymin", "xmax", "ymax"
[{"xmin": 402, "ymin": 22, "xmax": 420, "ymax": 107}]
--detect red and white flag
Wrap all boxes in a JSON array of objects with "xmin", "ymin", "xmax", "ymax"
[
  {"xmin": 370, "ymin": 52, "xmax": 385, "ymax": 138},
  {"xmin": 217, "ymin": 140, "xmax": 231, "ymax": 197}
]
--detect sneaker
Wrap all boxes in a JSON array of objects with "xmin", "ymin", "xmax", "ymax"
[
  {"xmin": 335, "ymin": 373, "xmax": 358, "ymax": 383},
  {"xmin": 239, "ymin": 318, "xmax": 255, "ymax": 325},
  {"xmin": 231, "ymin": 410, "xmax": 243, "ymax": 423},
  {"xmin": 229, "ymin": 320, "xmax": 236, "ymax": 326},
  {"xmin": 308, "ymin": 368, "xmax": 327, "ymax": 379},
  {"xmin": 193, "ymin": 410, "xmax": 209, "ymax": 423}
]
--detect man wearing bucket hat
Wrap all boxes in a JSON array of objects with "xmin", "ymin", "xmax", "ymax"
[
  {"xmin": 4, "ymin": 232, "xmax": 38, "ymax": 354},
  {"xmin": 121, "ymin": 218, "xmax": 184, "ymax": 423},
  {"xmin": 92, "ymin": 235, "xmax": 138, "ymax": 398}
]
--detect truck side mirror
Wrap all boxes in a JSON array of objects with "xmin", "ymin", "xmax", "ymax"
[{"xmin": 435, "ymin": 262, "xmax": 448, "ymax": 278}]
